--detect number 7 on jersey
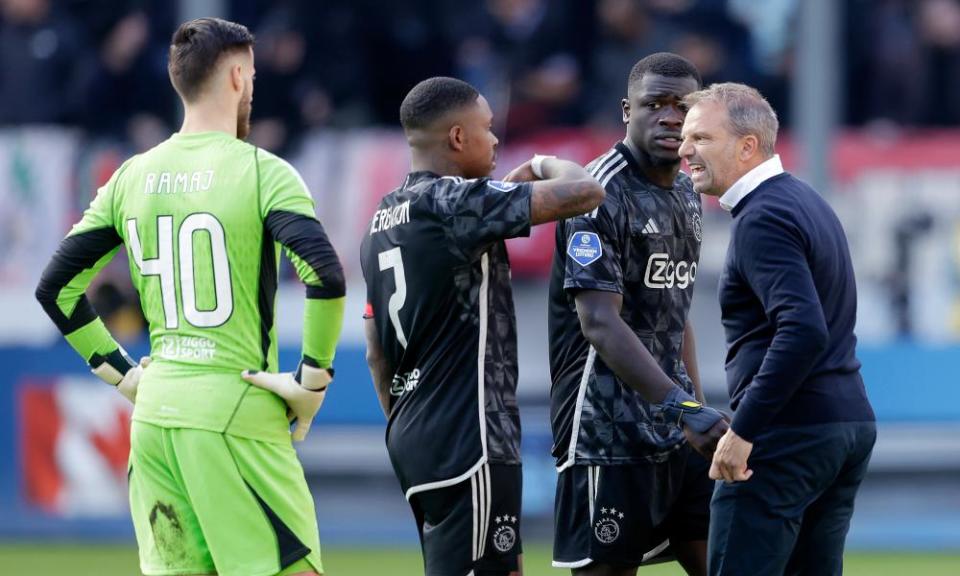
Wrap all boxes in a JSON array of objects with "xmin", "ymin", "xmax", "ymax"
[{"xmin": 378, "ymin": 247, "xmax": 408, "ymax": 348}]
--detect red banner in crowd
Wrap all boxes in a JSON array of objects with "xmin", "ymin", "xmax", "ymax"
[{"xmin": 19, "ymin": 378, "xmax": 132, "ymax": 517}]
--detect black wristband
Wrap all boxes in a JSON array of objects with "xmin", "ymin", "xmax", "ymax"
[
  {"xmin": 295, "ymin": 357, "xmax": 333, "ymax": 391},
  {"xmin": 89, "ymin": 348, "xmax": 136, "ymax": 376}
]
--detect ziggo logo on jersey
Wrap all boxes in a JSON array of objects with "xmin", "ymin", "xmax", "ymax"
[
  {"xmin": 643, "ymin": 253, "xmax": 697, "ymax": 289},
  {"xmin": 390, "ymin": 368, "xmax": 421, "ymax": 396}
]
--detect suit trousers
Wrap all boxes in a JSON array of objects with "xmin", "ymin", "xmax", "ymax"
[{"xmin": 708, "ymin": 421, "xmax": 876, "ymax": 576}]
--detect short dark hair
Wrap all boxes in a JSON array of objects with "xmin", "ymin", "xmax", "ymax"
[
  {"xmin": 627, "ymin": 52, "xmax": 702, "ymax": 93},
  {"xmin": 400, "ymin": 77, "xmax": 480, "ymax": 131},
  {"xmin": 168, "ymin": 18, "xmax": 255, "ymax": 102}
]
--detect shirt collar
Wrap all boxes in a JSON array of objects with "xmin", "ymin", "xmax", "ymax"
[
  {"xmin": 404, "ymin": 171, "xmax": 443, "ymax": 188},
  {"xmin": 718, "ymin": 154, "xmax": 784, "ymax": 212},
  {"xmin": 615, "ymin": 141, "xmax": 640, "ymax": 175}
]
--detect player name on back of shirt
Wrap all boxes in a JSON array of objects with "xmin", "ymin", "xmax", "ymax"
[
  {"xmin": 144, "ymin": 170, "xmax": 215, "ymax": 195},
  {"xmin": 369, "ymin": 200, "xmax": 411, "ymax": 234}
]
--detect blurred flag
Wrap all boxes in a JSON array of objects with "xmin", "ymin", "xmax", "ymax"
[{"xmin": 19, "ymin": 377, "xmax": 131, "ymax": 518}]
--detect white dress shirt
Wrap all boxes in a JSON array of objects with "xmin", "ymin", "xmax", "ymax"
[{"xmin": 718, "ymin": 154, "xmax": 784, "ymax": 212}]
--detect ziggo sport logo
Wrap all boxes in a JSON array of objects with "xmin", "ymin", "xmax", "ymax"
[{"xmin": 643, "ymin": 253, "xmax": 697, "ymax": 289}]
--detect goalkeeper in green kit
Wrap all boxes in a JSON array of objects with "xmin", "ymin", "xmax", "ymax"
[{"xmin": 35, "ymin": 18, "xmax": 344, "ymax": 576}]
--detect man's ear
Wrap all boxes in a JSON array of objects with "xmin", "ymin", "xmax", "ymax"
[
  {"xmin": 621, "ymin": 98, "xmax": 630, "ymax": 124},
  {"xmin": 448, "ymin": 124, "xmax": 465, "ymax": 152},
  {"xmin": 739, "ymin": 134, "xmax": 759, "ymax": 162},
  {"xmin": 230, "ymin": 63, "xmax": 244, "ymax": 94}
]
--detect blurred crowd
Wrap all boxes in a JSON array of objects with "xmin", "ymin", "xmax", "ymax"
[
  {"xmin": 3, "ymin": 0, "xmax": 960, "ymax": 155},
  {"xmin": 847, "ymin": 0, "xmax": 960, "ymax": 127},
  {"xmin": 3, "ymin": 0, "xmax": 960, "ymax": 342}
]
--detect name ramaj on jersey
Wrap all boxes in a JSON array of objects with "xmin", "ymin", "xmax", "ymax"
[{"xmin": 143, "ymin": 170, "xmax": 215, "ymax": 195}]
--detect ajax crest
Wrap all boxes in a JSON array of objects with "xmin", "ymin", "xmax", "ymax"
[
  {"xmin": 492, "ymin": 515, "xmax": 518, "ymax": 552},
  {"xmin": 594, "ymin": 507, "xmax": 624, "ymax": 544}
]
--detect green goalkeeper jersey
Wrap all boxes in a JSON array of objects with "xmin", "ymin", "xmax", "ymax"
[{"xmin": 37, "ymin": 131, "xmax": 346, "ymax": 442}]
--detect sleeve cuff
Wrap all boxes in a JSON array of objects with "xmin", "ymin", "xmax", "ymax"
[
  {"xmin": 89, "ymin": 348, "xmax": 136, "ymax": 386},
  {"xmin": 730, "ymin": 404, "xmax": 765, "ymax": 442},
  {"xmin": 302, "ymin": 296, "xmax": 345, "ymax": 367}
]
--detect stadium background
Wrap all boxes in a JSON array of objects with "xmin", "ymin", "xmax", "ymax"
[{"xmin": 1, "ymin": 0, "xmax": 959, "ymax": 573}]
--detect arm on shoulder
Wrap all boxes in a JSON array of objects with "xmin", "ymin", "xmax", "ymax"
[{"xmin": 503, "ymin": 157, "xmax": 605, "ymax": 225}]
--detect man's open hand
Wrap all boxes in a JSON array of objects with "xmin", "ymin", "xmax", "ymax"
[{"xmin": 241, "ymin": 366, "xmax": 331, "ymax": 442}]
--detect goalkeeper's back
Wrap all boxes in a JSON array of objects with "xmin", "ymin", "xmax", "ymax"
[
  {"xmin": 37, "ymin": 131, "xmax": 346, "ymax": 442},
  {"xmin": 37, "ymin": 18, "xmax": 341, "ymax": 576}
]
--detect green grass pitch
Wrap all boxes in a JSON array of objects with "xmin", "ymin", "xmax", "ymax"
[{"xmin": 1, "ymin": 544, "xmax": 958, "ymax": 575}]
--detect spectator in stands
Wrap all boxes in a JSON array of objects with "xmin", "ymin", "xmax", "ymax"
[
  {"xmin": 462, "ymin": 0, "xmax": 588, "ymax": 138},
  {"xmin": 640, "ymin": 0, "xmax": 783, "ymax": 122},
  {"xmin": 727, "ymin": 0, "xmax": 797, "ymax": 76},
  {"xmin": 360, "ymin": 0, "xmax": 455, "ymax": 126},
  {"xmin": 847, "ymin": 0, "xmax": 960, "ymax": 128},
  {"xmin": 82, "ymin": 2, "xmax": 176, "ymax": 149},
  {"xmin": 726, "ymin": 0, "xmax": 795, "ymax": 123},
  {"xmin": 915, "ymin": 0, "xmax": 960, "ymax": 125},
  {"xmin": 0, "ymin": 0, "xmax": 97, "ymax": 125},
  {"xmin": 846, "ymin": 0, "xmax": 926, "ymax": 126},
  {"xmin": 294, "ymin": 2, "xmax": 371, "ymax": 128},
  {"xmin": 587, "ymin": 0, "xmax": 677, "ymax": 128},
  {"xmin": 246, "ymin": 5, "xmax": 309, "ymax": 153},
  {"xmin": 7, "ymin": 0, "xmax": 960, "ymax": 142},
  {"xmin": 246, "ymin": 1, "xmax": 371, "ymax": 153}
]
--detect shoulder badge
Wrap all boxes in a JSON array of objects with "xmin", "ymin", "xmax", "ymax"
[{"xmin": 567, "ymin": 231, "xmax": 603, "ymax": 267}]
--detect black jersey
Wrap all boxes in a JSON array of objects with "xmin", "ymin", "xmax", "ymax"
[
  {"xmin": 360, "ymin": 171, "xmax": 532, "ymax": 498},
  {"xmin": 548, "ymin": 142, "xmax": 703, "ymax": 467}
]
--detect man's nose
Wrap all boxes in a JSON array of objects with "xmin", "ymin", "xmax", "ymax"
[{"xmin": 659, "ymin": 108, "xmax": 683, "ymax": 128}]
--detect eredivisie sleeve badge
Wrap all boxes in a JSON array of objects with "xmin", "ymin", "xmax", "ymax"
[{"xmin": 567, "ymin": 231, "xmax": 602, "ymax": 267}]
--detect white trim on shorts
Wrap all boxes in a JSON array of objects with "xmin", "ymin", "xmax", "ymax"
[
  {"xmin": 405, "ymin": 254, "xmax": 492, "ymax": 501},
  {"xmin": 556, "ymin": 347, "xmax": 597, "ymax": 473},
  {"xmin": 470, "ymin": 463, "xmax": 493, "ymax": 562},
  {"xmin": 552, "ymin": 465, "xmax": 602, "ymax": 569}
]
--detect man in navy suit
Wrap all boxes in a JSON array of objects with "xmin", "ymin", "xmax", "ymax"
[{"xmin": 678, "ymin": 83, "xmax": 876, "ymax": 576}]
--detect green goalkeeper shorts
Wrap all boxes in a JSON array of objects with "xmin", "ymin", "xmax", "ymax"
[{"xmin": 128, "ymin": 420, "xmax": 323, "ymax": 576}]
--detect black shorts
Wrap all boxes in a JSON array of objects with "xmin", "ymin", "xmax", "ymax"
[
  {"xmin": 553, "ymin": 445, "xmax": 712, "ymax": 569},
  {"xmin": 408, "ymin": 463, "xmax": 522, "ymax": 576}
]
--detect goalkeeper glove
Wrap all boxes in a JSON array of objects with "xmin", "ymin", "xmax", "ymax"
[
  {"xmin": 241, "ymin": 360, "xmax": 333, "ymax": 442},
  {"xmin": 658, "ymin": 386, "xmax": 724, "ymax": 433},
  {"xmin": 89, "ymin": 349, "xmax": 151, "ymax": 404}
]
